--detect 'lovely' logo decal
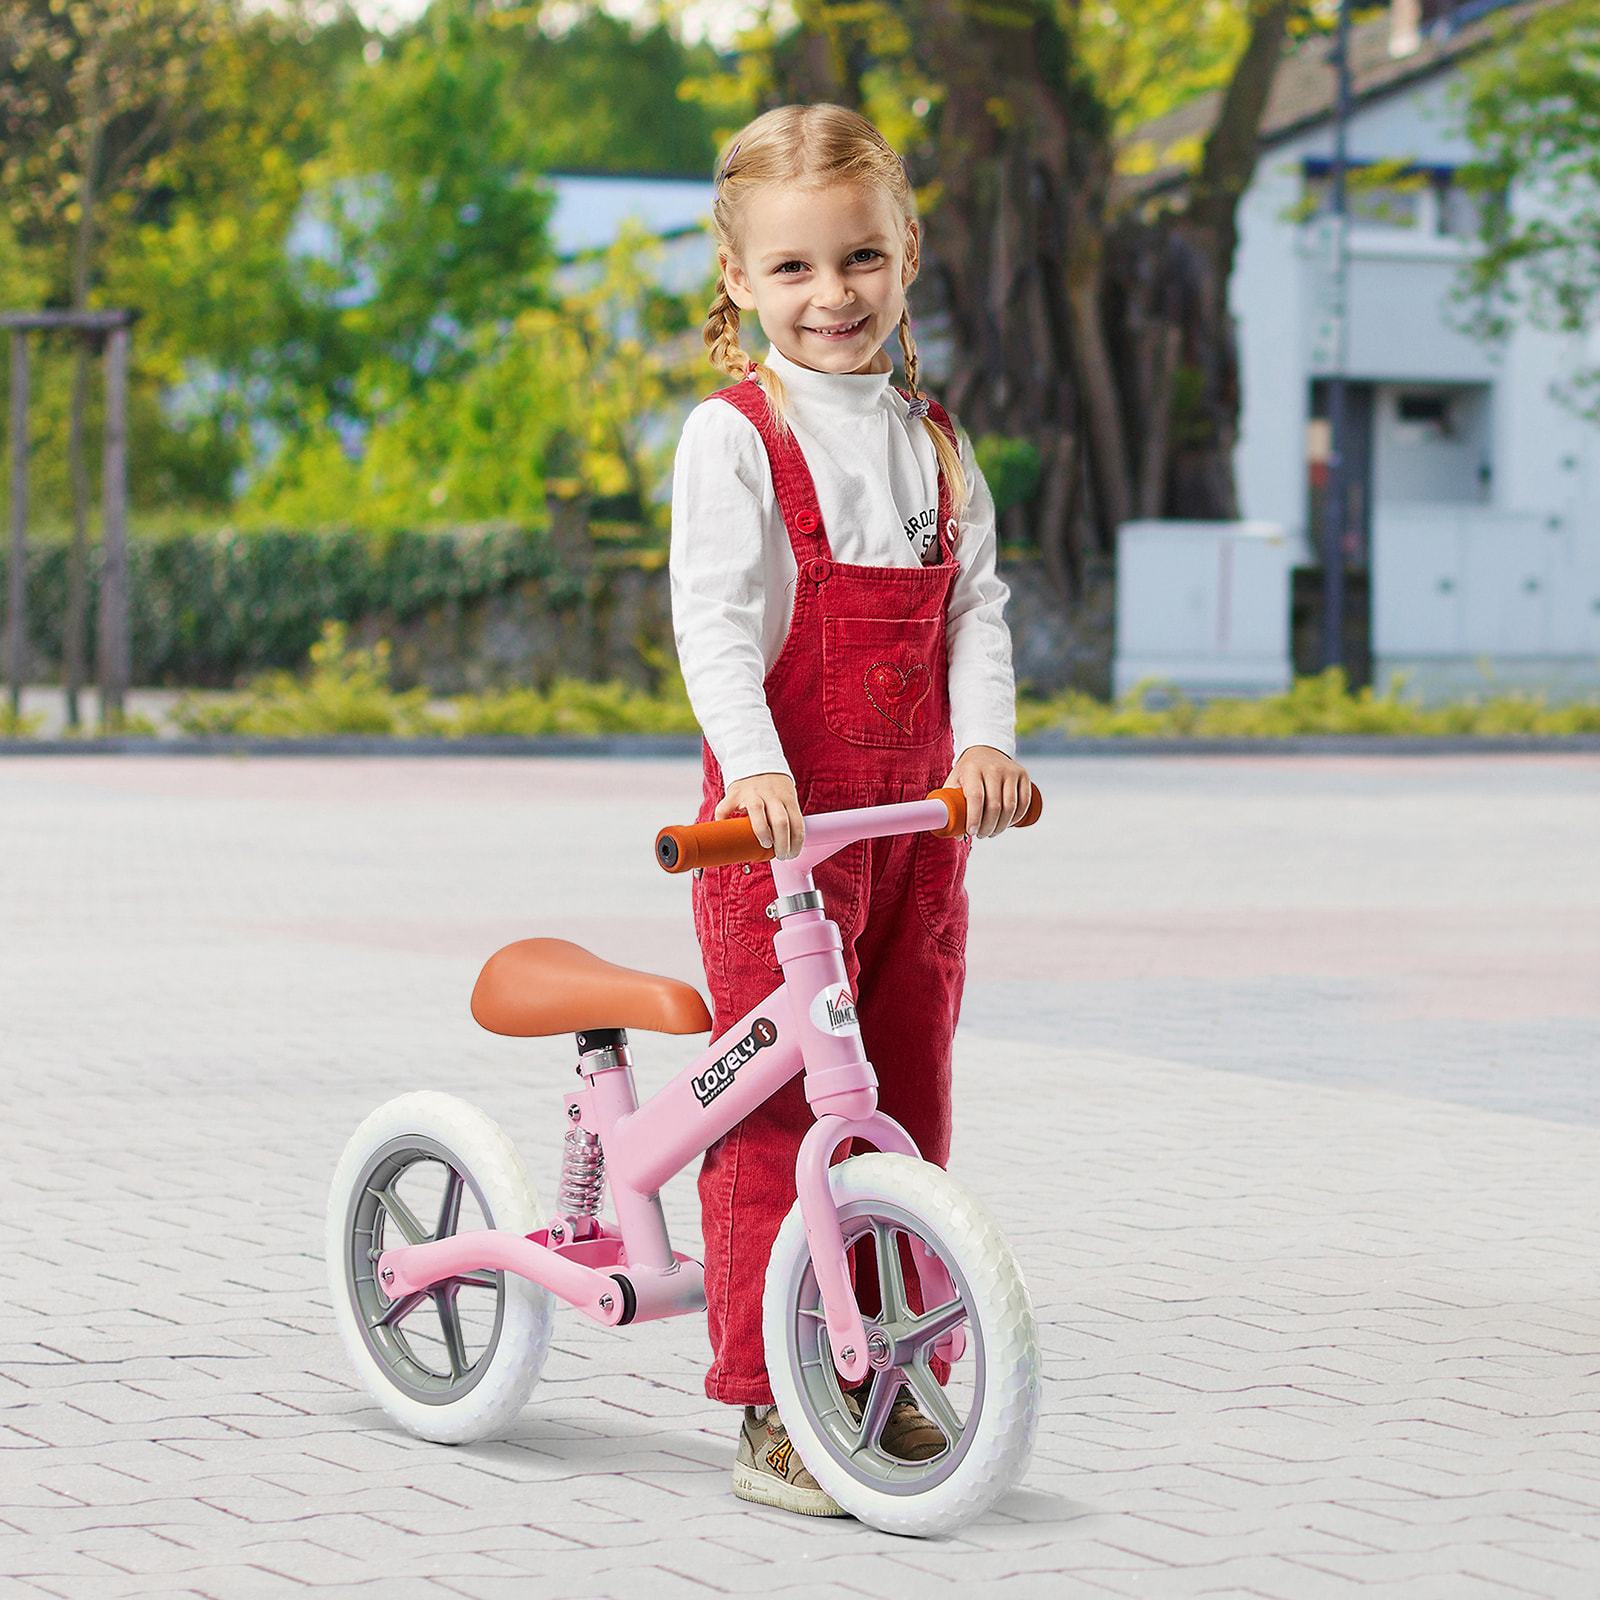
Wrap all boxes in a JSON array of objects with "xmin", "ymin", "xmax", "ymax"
[
  {"xmin": 809, "ymin": 983, "xmax": 861, "ymax": 1037},
  {"xmin": 692, "ymin": 1017, "xmax": 778, "ymax": 1108}
]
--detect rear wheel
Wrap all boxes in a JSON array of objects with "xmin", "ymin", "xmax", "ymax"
[
  {"xmin": 763, "ymin": 1153, "xmax": 1039, "ymax": 1535},
  {"xmin": 326, "ymin": 1092, "xmax": 551, "ymax": 1443}
]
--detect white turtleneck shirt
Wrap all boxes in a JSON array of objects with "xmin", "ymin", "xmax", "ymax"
[{"xmin": 669, "ymin": 346, "xmax": 1016, "ymax": 785}]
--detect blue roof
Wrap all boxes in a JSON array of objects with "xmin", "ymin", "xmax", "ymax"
[{"xmin": 546, "ymin": 174, "xmax": 714, "ymax": 256}]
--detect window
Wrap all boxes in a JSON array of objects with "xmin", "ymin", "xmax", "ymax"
[{"xmin": 1302, "ymin": 161, "xmax": 1484, "ymax": 239}]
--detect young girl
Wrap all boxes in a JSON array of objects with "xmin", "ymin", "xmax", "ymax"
[{"xmin": 669, "ymin": 103, "xmax": 1032, "ymax": 1517}]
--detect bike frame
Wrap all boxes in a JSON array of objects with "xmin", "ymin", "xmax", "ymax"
[{"xmin": 375, "ymin": 795, "xmax": 962, "ymax": 1387}]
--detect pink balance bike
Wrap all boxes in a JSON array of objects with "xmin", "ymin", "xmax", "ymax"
[{"xmin": 326, "ymin": 784, "xmax": 1044, "ymax": 1536}]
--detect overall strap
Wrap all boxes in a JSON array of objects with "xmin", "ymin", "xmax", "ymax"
[
  {"xmin": 900, "ymin": 390, "xmax": 960, "ymax": 564},
  {"xmin": 709, "ymin": 380, "xmax": 831, "ymax": 563}
]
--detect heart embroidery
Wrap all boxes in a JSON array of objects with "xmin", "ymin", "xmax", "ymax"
[{"xmin": 863, "ymin": 660, "xmax": 930, "ymax": 733}]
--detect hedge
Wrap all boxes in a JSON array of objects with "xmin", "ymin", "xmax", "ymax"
[{"xmin": 0, "ymin": 524, "xmax": 566, "ymax": 687}]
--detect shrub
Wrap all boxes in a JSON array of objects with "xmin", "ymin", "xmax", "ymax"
[
  {"xmin": 174, "ymin": 623, "xmax": 442, "ymax": 736},
  {"xmin": 0, "ymin": 704, "xmax": 43, "ymax": 739},
  {"xmin": 1017, "ymin": 668, "xmax": 1600, "ymax": 738},
  {"xmin": 0, "ymin": 524, "xmax": 559, "ymax": 688},
  {"xmin": 172, "ymin": 620, "xmax": 700, "ymax": 737}
]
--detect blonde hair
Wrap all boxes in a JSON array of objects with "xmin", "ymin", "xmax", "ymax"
[{"xmin": 704, "ymin": 103, "xmax": 969, "ymax": 516}]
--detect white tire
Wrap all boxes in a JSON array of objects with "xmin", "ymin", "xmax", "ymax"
[
  {"xmin": 326, "ymin": 1091, "xmax": 552, "ymax": 1443},
  {"xmin": 763, "ymin": 1154, "xmax": 1039, "ymax": 1536}
]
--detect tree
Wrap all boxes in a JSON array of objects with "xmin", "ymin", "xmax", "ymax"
[
  {"xmin": 740, "ymin": 0, "xmax": 1302, "ymax": 596},
  {"xmin": 1459, "ymin": 0, "xmax": 1600, "ymax": 416},
  {"xmin": 108, "ymin": 3, "xmax": 363, "ymax": 503},
  {"xmin": 319, "ymin": 5, "xmax": 553, "ymax": 394},
  {"xmin": 1, "ymin": 0, "xmax": 221, "ymax": 720},
  {"xmin": 240, "ymin": 227, "xmax": 705, "ymax": 530},
  {"xmin": 487, "ymin": 7, "xmax": 724, "ymax": 176}
]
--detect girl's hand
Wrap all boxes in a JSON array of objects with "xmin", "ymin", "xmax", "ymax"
[
  {"xmin": 946, "ymin": 747, "xmax": 1032, "ymax": 839},
  {"xmin": 716, "ymin": 772, "xmax": 806, "ymax": 859}
]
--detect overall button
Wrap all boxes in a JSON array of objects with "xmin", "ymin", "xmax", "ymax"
[
  {"xmin": 794, "ymin": 510, "xmax": 819, "ymax": 534},
  {"xmin": 806, "ymin": 557, "xmax": 832, "ymax": 583}
]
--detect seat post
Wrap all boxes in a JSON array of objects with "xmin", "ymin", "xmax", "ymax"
[{"xmin": 573, "ymin": 1028, "xmax": 675, "ymax": 1272}]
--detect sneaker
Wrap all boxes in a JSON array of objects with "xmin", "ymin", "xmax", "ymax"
[
  {"xmin": 732, "ymin": 1406, "xmax": 850, "ymax": 1517},
  {"xmin": 852, "ymin": 1381, "xmax": 948, "ymax": 1461}
]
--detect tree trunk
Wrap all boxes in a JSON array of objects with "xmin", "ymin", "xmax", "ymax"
[
  {"xmin": 1121, "ymin": 0, "xmax": 1295, "ymax": 521},
  {"xmin": 65, "ymin": 57, "xmax": 103, "ymax": 729},
  {"xmin": 897, "ymin": 0, "xmax": 1131, "ymax": 586},
  {"xmin": 65, "ymin": 338, "xmax": 93, "ymax": 726},
  {"xmin": 773, "ymin": 2, "xmax": 862, "ymax": 105}
]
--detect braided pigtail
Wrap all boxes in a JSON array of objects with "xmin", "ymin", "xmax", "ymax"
[
  {"xmin": 703, "ymin": 275, "xmax": 750, "ymax": 382},
  {"xmin": 899, "ymin": 307, "xmax": 969, "ymax": 522},
  {"xmin": 702, "ymin": 272, "xmax": 791, "ymax": 431}
]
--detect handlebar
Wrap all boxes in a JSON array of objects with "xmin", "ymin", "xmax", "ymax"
[{"xmin": 654, "ymin": 783, "xmax": 1043, "ymax": 874}]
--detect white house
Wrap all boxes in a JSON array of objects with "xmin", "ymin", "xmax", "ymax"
[{"xmin": 1141, "ymin": 0, "xmax": 1600, "ymax": 701}]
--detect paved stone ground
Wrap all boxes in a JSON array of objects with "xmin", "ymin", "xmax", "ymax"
[{"xmin": 2, "ymin": 753, "xmax": 1598, "ymax": 1598}]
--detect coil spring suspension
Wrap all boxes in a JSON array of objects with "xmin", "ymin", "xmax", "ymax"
[{"xmin": 558, "ymin": 1127, "xmax": 605, "ymax": 1218}]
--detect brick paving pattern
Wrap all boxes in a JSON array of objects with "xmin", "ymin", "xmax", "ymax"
[{"xmin": 2, "ymin": 753, "xmax": 1597, "ymax": 1597}]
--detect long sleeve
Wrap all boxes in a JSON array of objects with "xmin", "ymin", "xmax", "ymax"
[
  {"xmin": 669, "ymin": 402, "xmax": 794, "ymax": 783},
  {"xmin": 946, "ymin": 434, "xmax": 1017, "ymax": 761}
]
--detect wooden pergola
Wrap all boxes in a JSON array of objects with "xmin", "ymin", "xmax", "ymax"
[{"xmin": 3, "ymin": 308, "xmax": 136, "ymax": 721}]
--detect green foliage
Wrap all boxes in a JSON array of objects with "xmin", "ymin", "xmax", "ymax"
[
  {"xmin": 321, "ymin": 7, "xmax": 553, "ymax": 389},
  {"xmin": 1459, "ymin": 0, "xmax": 1600, "ymax": 414},
  {"xmin": 172, "ymin": 618, "xmax": 700, "ymax": 736},
  {"xmin": 0, "ymin": 703, "xmax": 44, "ymax": 739},
  {"xmin": 238, "ymin": 228, "xmax": 708, "ymax": 529},
  {"xmin": 2, "ymin": 0, "xmax": 722, "ymax": 528},
  {"xmin": 973, "ymin": 436, "xmax": 1042, "ymax": 517},
  {"xmin": 174, "ymin": 622, "xmax": 440, "ymax": 734},
  {"xmin": 485, "ymin": 7, "xmax": 723, "ymax": 176},
  {"xmin": 453, "ymin": 671, "xmax": 699, "ymax": 736},
  {"xmin": 1018, "ymin": 668, "xmax": 1600, "ymax": 737},
  {"xmin": 0, "ymin": 523, "xmax": 557, "ymax": 685}
]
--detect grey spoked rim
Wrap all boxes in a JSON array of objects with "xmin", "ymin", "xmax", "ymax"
[
  {"xmin": 788, "ymin": 1198, "xmax": 985, "ymax": 1494},
  {"xmin": 345, "ymin": 1134, "xmax": 506, "ymax": 1406}
]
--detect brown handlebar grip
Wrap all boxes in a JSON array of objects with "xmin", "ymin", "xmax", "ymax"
[
  {"xmin": 927, "ymin": 782, "xmax": 1044, "ymax": 837},
  {"xmin": 655, "ymin": 817, "xmax": 776, "ymax": 874}
]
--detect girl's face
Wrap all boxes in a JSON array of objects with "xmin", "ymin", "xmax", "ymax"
[{"xmin": 722, "ymin": 182, "xmax": 917, "ymax": 376}]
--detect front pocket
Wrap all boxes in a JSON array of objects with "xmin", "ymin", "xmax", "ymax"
[
  {"xmin": 821, "ymin": 616, "xmax": 948, "ymax": 749},
  {"xmin": 913, "ymin": 831, "xmax": 970, "ymax": 959}
]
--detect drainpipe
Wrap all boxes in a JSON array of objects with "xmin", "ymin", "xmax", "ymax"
[{"xmin": 1321, "ymin": 0, "xmax": 1353, "ymax": 674}]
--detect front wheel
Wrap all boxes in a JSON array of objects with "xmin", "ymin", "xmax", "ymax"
[
  {"xmin": 763, "ymin": 1153, "xmax": 1039, "ymax": 1535},
  {"xmin": 326, "ymin": 1091, "xmax": 553, "ymax": 1444}
]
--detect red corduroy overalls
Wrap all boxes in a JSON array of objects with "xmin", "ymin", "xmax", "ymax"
[{"xmin": 691, "ymin": 378, "xmax": 970, "ymax": 1406}]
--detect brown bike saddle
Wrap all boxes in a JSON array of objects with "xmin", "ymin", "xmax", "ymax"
[{"xmin": 471, "ymin": 938, "xmax": 713, "ymax": 1037}]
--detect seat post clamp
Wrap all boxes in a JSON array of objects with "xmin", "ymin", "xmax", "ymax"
[{"xmin": 766, "ymin": 889, "xmax": 824, "ymax": 921}]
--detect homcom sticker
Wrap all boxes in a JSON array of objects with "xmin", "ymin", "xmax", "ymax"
[
  {"xmin": 809, "ymin": 982, "xmax": 861, "ymax": 1038},
  {"xmin": 692, "ymin": 1017, "xmax": 778, "ymax": 1108}
]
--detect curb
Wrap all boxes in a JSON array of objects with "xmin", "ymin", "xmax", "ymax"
[
  {"xmin": 1016, "ymin": 733, "xmax": 1600, "ymax": 756},
  {"xmin": 0, "ymin": 734, "xmax": 708, "ymax": 757},
  {"xmin": 2, "ymin": 734, "xmax": 1599, "ymax": 757}
]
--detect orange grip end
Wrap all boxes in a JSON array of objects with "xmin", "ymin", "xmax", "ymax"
[
  {"xmin": 928, "ymin": 787, "xmax": 967, "ymax": 838},
  {"xmin": 655, "ymin": 817, "xmax": 776, "ymax": 874},
  {"xmin": 926, "ymin": 782, "xmax": 1043, "ymax": 837}
]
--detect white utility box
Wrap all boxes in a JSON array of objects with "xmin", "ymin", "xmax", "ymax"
[
  {"xmin": 1113, "ymin": 519, "xmax": 1293, "ymax": 699},
  {"xmin": 1372, "ymin": 504, "xmax": 1600, "ymax": 700}
]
